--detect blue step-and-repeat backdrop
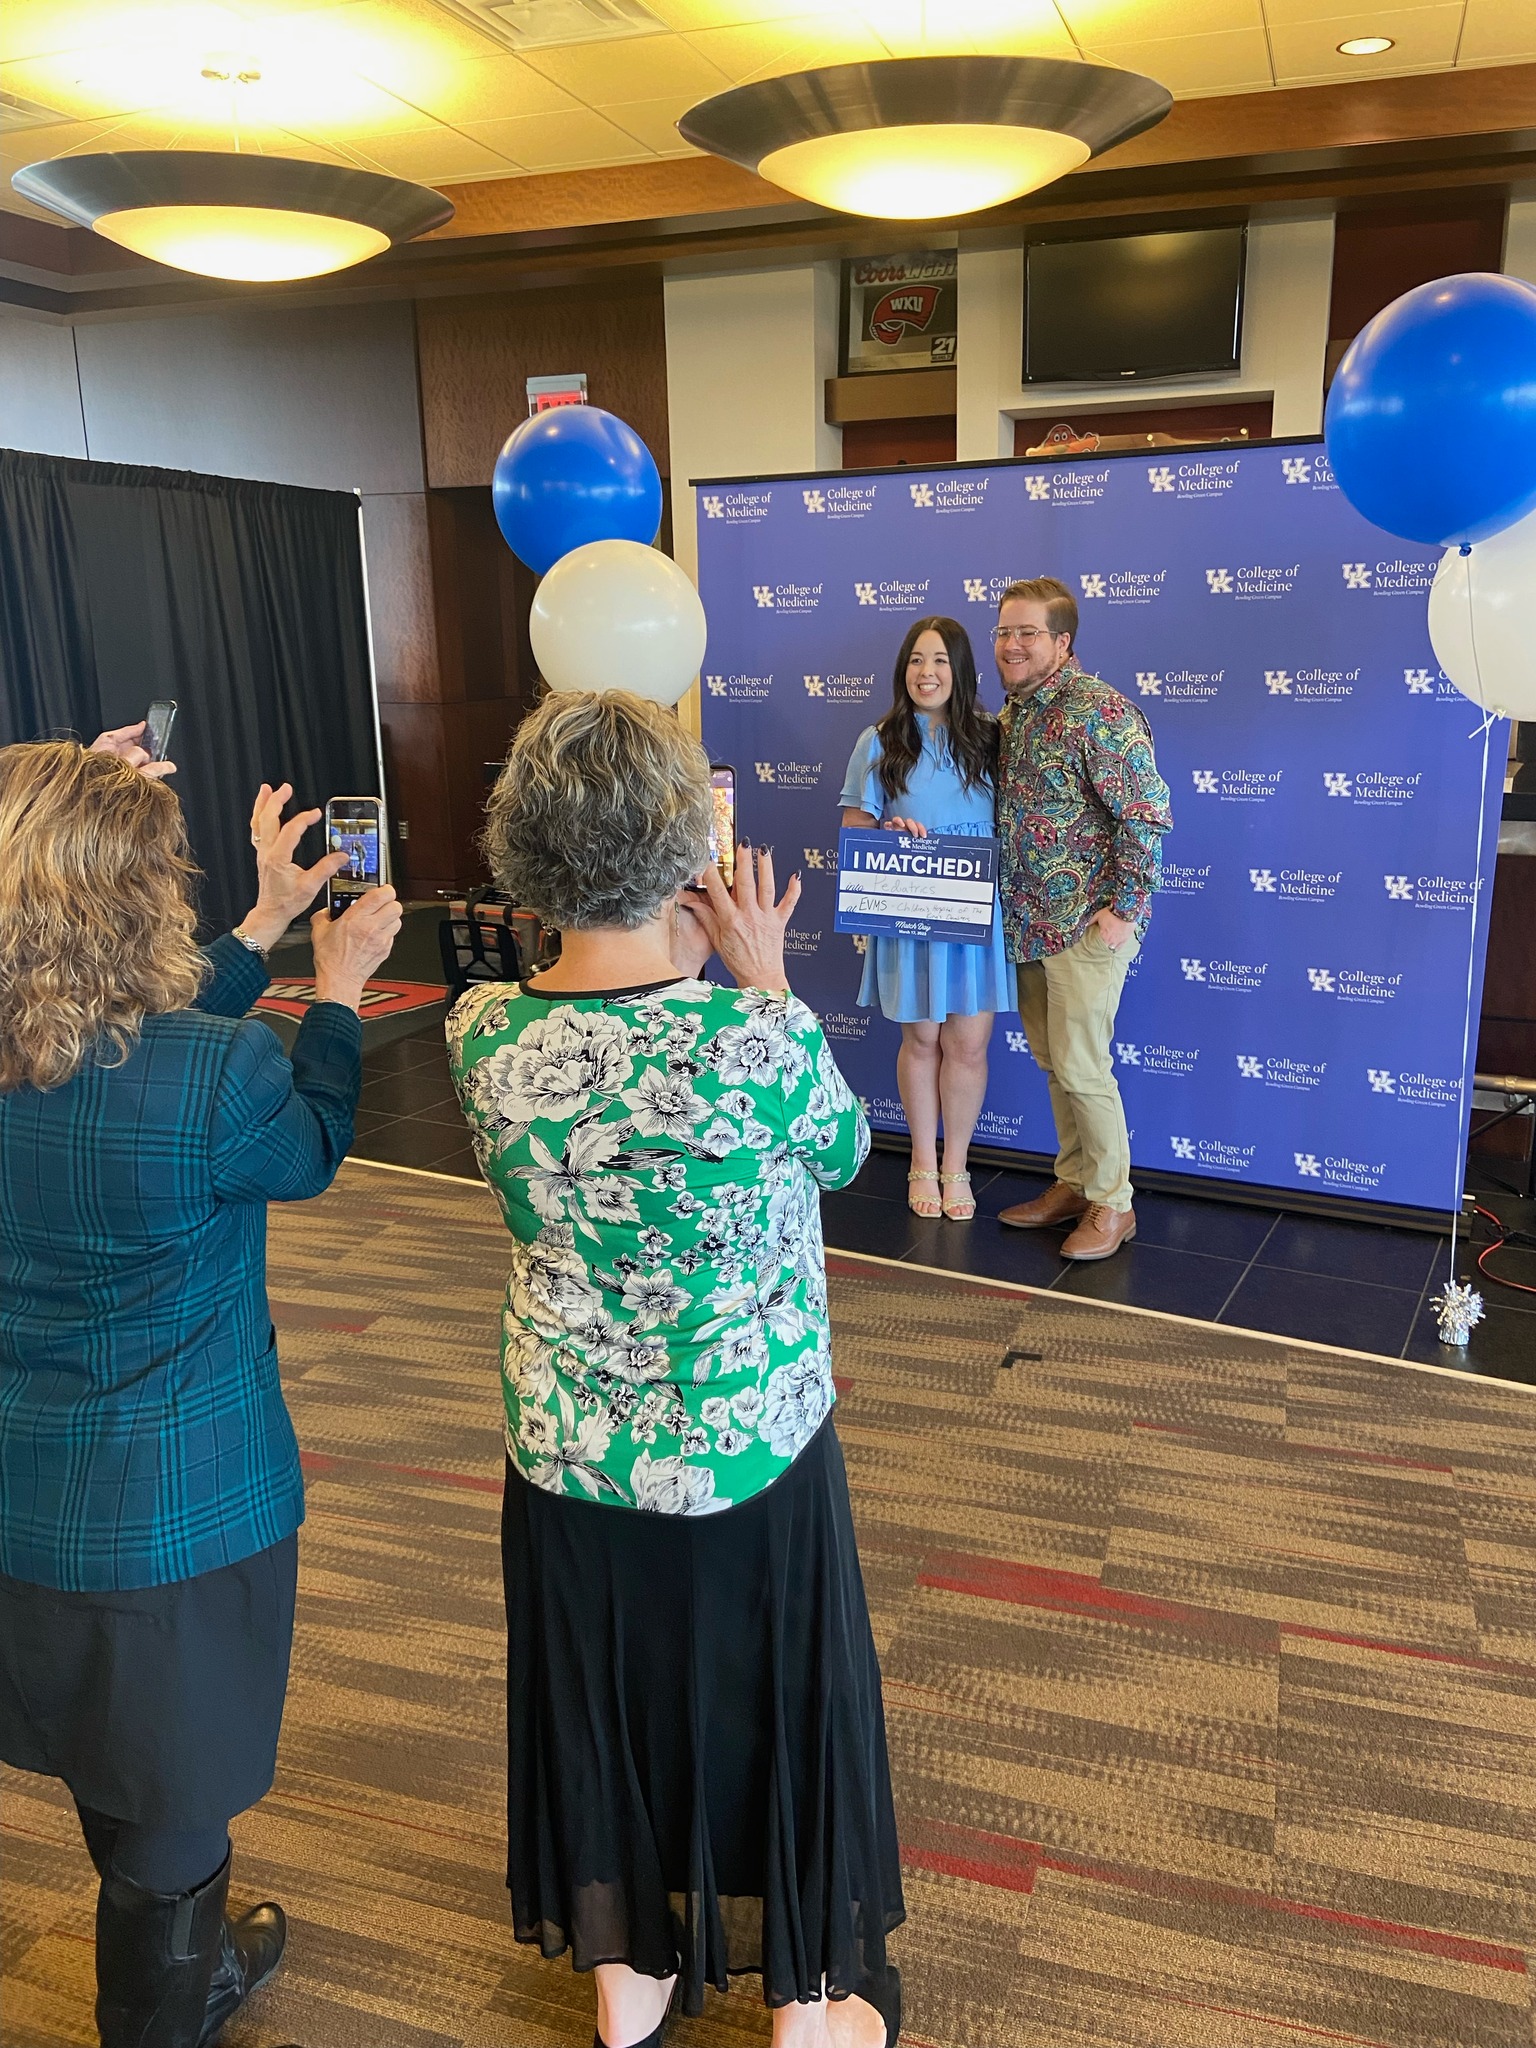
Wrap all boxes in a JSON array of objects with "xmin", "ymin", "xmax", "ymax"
[{"xmin": 695, "ymin": 438, "xmax": 1505, "ymax": 1218}]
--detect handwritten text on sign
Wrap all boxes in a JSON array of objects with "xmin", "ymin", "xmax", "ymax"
[{"xmin": 833, "ymin": 828, "xmax": 998, "ymax": 946}]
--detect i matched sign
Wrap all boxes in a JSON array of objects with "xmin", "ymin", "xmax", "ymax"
[{"xmin": 833, "ymin": 828, "xmax": 998, "ymax": 947}]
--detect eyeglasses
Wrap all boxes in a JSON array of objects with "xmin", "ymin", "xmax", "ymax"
[{"xmin": 994, "ymin": 625, "xmax": 1053, "ymax": 645}]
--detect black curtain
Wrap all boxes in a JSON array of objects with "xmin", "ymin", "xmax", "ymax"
[{"xmin": 0, "ymin": 447, "xmax": 378, "ymax": 933}]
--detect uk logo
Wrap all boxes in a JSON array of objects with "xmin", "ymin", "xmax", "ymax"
[
  {"xmin": 802, "ymin": 489, "xmax": 825, "ymax": 513},
  {"xmin": 1368, "ymin": 1068, "xmax": 1397, "ymax": 1094},
  {"xmin": 1148, "ymin": 465, "xmax": 1175, "ymax": 493},
  {"xmin": 1080, "ymin": 572, "xmax": 1107, "ymax": 598},
  {"xmin": 1114, "ymin": 1042, "xmax": 1142, "ymax": 1064},
  {"xmin": 1005, "ymin": 1029, "xmax": 1029, "ymax": 1054},
  {"xmin": 963, "ymin": 578, "xmax": 989, "ymax": 603},
  {"xmin": 1025, "ymin": 475, "xmax": 1052, "ymax": 502},
  {"xmin": 1282, "ymin": 456, "xmax": 1311, "ymax": 484},
  {"xmin": 1323, "ymin": 771, "xmax": 1352, "ymax": 796},
  {"xmin": 1405, "ymin": 668, "xmax": 1433, "ymax": 694},
  {"xmin": 1265, "ymin": 670, "xmax": 1292, "ymax": 695},
  {"xmin": 854, "ymin": 582, "xmax": 877, "ymax": 606},
  {"xmin": 1237, "ymin": 1054, "xmax": 1264, "ymax": 1079},
  {"xmin": 1192, "ymin": 770, "xmax": 1219, "ymax": 794},
  {"xmin": 1136, "ymin": 672, "xmax": 1162, "ymax": 696},
  {"xmin": 1206, "ymin": 568, "xmax": 1234, "ymax": 594},
  {"xmin": 1295, "ymin": 1151, "xmax": 1321, "ymax": 1177},
  {"xmin": 908, "ymin": 483, "xmax": 934, "ymax": 508},
  {"xmin": 703, "ymin": 495, "xmax": 725, "ymax": 520},
  {"xmin": 1307, "ymin": 967, "xmax": 1336, "ymax": 992},
  {"xmin": 1170, "ymin": 1136, "xmax": 1196, "ymax": 1160},
  {"xmin": 1342, "ymin": 562, "xmax": 1372, "ymax": 589},
  {"xmin": 753, "ymin": 585, "xmax": 774, "ymax": 609},
  {"xmin": 803, "ymin": 675, "xmax": 824, "ymax": 697},
  {"xmin": 754, "ymin": 762, "xmax": 775, "ymax": 783},
  {"xmin": 1250, "ymin": 868, "xmax": 1277, "ymax": 893},
  {"xmin": 705, "ymin": 675, "xmax": 727, "ymax": 697},
  {"xmin": 1181, "ymin": 958, "xmax": 1207, "ymax": 982},
  {"xmin": 803, "ymin": 848, "xmax": 827, "ymax": 869},
  {"xmin": 1384, "ymin": 875, "xmax": 1414, "ymax": 901}
]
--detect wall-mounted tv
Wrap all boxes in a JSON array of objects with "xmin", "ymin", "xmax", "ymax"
[{"xmin": 1024, "ymin": 225, "xmax": 1247, "ymax": 384}]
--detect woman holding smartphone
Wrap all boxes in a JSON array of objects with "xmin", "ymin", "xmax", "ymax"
[{"xmin": 839, "ymin": 616, "xmax": 1012, "ymax": 1221}]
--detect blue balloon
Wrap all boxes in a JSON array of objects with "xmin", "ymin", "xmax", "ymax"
[
  {"xmin": 1325, "ymin": 273, "xmax": 1536, "ymax": 546},
  {"xmin": 492, "ymin": 405, "xmax": 662, "ymax": 575}
]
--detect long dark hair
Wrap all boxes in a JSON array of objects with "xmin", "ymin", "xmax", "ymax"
[{"xmin": 875, "ymin": 615, "xmax": 997, "ymax": 803}]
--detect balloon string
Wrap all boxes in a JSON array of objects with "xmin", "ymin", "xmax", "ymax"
[{"xmin": 1450, "ymin": 549, "xmax": 1495, "ymax": 1292}]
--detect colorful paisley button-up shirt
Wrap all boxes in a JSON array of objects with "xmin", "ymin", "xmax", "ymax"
[
  {"xmin": 448, "ymin": 977, "xmax": 868, "ymax": 1515},
  {"xmin": 996, "ymin": 658, "xmax": 1173, "ymax": 963}
]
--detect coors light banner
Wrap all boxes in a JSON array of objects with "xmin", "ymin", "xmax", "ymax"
[{"xmin": 695, "ymin": 438, "xmax": 1505, "ymax": 1218}]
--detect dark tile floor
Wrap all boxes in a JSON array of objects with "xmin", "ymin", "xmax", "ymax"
[{"xmin": 350, "ymin": 1020, "xmax": 1536, "ymax": 1389}]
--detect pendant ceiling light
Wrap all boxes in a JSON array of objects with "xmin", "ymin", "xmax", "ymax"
[
  {"xmin": 678, "ymin": 55, "xmax": 1171, "ymax": 220},
  {"xmin": 12, "ymin": 151, "xmax": 453, "ymax": 282}
]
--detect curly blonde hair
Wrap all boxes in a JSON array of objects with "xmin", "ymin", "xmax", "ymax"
[
  {"xmin": 482, "ymin": 692, "xmax": 712, "ymax": 931},
  {"xmin": 0, "ymin": 742, "xmax": 207, "ymax": 1093}
]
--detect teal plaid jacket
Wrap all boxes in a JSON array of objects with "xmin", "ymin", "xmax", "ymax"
[{"xmin": 0, "ymin": 938, "xmax": 362, "ymax": 1592}]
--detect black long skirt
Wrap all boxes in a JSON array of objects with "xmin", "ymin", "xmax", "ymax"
[
  {"xmin": 0, "ymin": 1534, "xmax": 297, "ymax": 1830},
  {"xmin": 501, "ymin": 1418, "xmax": 904, "ymax": 2027}
]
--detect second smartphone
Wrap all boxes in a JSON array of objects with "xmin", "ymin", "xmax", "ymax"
[{"xmin": 325, "ymin": 796, "xmax": 387, "ymax": 918}]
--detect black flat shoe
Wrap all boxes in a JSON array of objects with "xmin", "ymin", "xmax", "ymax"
[{"xmin": 593, "ymin": 1979, "xmax": 678, "ymax": 2048}]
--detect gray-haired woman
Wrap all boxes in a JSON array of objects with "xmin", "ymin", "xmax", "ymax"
[{"xmin": 448, "ymin": 692, "xmax": 903, "ymax": 2048}]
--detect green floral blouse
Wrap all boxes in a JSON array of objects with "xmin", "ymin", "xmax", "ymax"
[{"xmin": 447, "ymin": 977, "xmax": 869, "ymax": 1514}]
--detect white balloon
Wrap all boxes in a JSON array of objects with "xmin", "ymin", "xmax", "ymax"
[
  {"xmin": 1428, "ymin": 509, "xmax": 1536, "ymax": 720},
  {"xmin": 529, "ymin": 539, "xmax": 706, "ymax": 708}
]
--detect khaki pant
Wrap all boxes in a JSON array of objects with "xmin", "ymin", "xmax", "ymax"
[{"xmin": 1016, "ymin": 923, "xmax": 1140, "ymax": 1212}]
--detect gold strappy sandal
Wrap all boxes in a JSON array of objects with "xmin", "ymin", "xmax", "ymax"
[
  {"xmin": 907, "ymin": 1169, "xmax": 943, "ymax": 1218},
  {"xmin": 940, "ymin": 1171, "xmax": 975, "ymax": 1221}
]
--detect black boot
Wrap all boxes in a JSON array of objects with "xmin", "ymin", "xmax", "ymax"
[
  {"xmin": 196, "ymin": 1900, "xmax": 287, "ymax": 2046},
  {"xmin": 95, "ymin": 1849, "xmax": 230, "ymax": 2048}
]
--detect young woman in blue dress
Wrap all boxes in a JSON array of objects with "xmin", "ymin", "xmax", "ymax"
[{"xmin": 838, "ymin": 615, "xmax": 1013, "ymax": 1222}]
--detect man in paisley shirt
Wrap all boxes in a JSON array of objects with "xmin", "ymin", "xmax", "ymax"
[{"xmin": 992, "ymin": 576, "xmax": 1172, "ymax": 1260}]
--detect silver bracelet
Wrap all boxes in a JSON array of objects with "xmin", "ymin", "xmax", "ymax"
[{"xmin": 230, "ymin": 925, "xmax": 269, "ymax": 962}]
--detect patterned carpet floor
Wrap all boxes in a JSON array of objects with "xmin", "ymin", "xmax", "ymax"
[{"xmin": 4, "ymin": 1161, "xmax": 1536, "ymax": 2048}]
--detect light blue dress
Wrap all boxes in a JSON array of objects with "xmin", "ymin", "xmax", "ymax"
[{"xmin": 838, "ymin": 716, "xmax": 1016, "ymax": 1023}]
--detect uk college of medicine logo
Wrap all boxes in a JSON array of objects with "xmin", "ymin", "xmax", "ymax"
[
  {"xmin": 803, "ymin": 675, "xmax": 824, "ymax": 697},
  {"xmin": 802, "ymin": 489, "xmax": 825, "ymax": 513},
  {"xmin": 1282, "ymin": 456, "xmax": 1311, "ymax": 484},
  {"xmin": 753, "ymin": 585, "xmax": 774, "ymax": 608},
  {"xmin": 1342, "ymin": 562, "xmax": 1372, "ymax": 589},
  {"xmin": 1026, "ymin": 475, "xmax": 1052, "ymax": 502},
  {"xmin": 1384, "ymin": 875, "xmax": 1414, "ymax": 900},
  {"xmin": 908, "ymin": 483, "xmax": 934, "ymax": 508},
  {"xmin": 1080, "ymin": 573, "xmax": 1107, "ymax": 598},
  {"xmin": 703, "ymin": 494, "xmax": 724, "ymax": 520},
  {"xmin": 1206, "ymin": 568, "xmax": 1234, "ymax": 594},
  {"xmin": 1148, "ymin": 466, "xmax": 1175, "ymax": 493}
]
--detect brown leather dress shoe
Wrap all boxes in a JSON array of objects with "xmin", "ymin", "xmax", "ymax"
[
  {"xmin": 1060, "ymin": 1204, "xmax": 1137, "ymax": 1260},
  {"xmin": 997, "ymin": 1182, "xmax": 1089, "ymax": 1230}
]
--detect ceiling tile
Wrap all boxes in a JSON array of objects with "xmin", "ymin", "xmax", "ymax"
[
  {"xmin": 1267, "ymin": 4, "xmax": 1462, "ymax": 77},
  {"xmin": 1064, "ymin": 0, "xmax": 1264, "ymax": 37},
  {"xmin": 680, "ymin": 15, "xmax": 891, "ymax": 79},
  {"xmin": 1078, "ymin": 22, "xmax": 1273, "ymax": 86},
  {"xmin": 393, "ymin": 51, "xmax": 584, "ymax": 122},
  {"xmin": 0, "ymin": 1, "xmax": 242, "ymax": 67},
  {"xmin": 643, "ymin": 0, "xmax": 833, "ymax": 29},
  {"xmin": 602, "ymin": 92, "xmax": 706, "ymax": 150},
  {"xmin": 339, "ymin": 121, "xmax": 518, "ymax": 174},
  {"xmin": 853, "ymin": 0, "xmax": 1080, "ymax": 57},
  {"xmin": 1457, "ymin": 0, "xmax": 1536, "ymax": 59},
  {"xmin": 517, "ymin": 32, "xmax": 731, "ymax": 100},
  {"xmin": 459, "ymin": 105, "xmax": 652, "ymax": 166}
]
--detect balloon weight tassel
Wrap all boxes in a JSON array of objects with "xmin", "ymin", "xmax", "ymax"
[{"xmin": 1430, "ymin": 1278, "xmax": 1485, "ymax": 1349}]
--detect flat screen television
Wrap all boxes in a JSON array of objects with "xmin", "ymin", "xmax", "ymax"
[{"xmin": 1024, "ymin": 225, "xmax": 1247, "ymax": 383}]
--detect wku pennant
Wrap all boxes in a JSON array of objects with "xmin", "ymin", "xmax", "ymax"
[{"xmin": 870, "ymin": 284, "xmax": 941, "ymax": 344}]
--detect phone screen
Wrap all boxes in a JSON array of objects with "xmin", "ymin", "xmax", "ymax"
[
  {"xmin": 144, "ymin": 700, "xmax": 177, "ymax": 762},
  {"xmin": 326, "ymin": 799, "xmax": 384, "ymax": 918},
  {"xmin": 708, "ymin": 766, "xmax": 736, "ymax": 888}
]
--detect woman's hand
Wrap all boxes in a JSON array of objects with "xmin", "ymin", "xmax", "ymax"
[
  {"xmin": 698, "ymin": 844, "xmax": 799, "ymax": 994},
  {"xmin": 239, "ymin": 783, "xmax": 348, "ymax": 952},
  {"xmin": 309, "ymin": 887, "xmax": 404, "ymax": 1010},
  {"xmin": 89, "ymin": 723, "xmax": 175, "ymax": 781},
  {"xmin": 881, "ymin": 815, "xmax": 927, "ymax": 837},
  {"xmin": 670, "ymin": 893, "xmax": 716, "ymax": 978}
]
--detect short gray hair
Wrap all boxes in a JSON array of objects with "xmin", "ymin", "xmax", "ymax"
[{"xmin": 482, "ymin": 692, "xmax": 713, "ymax": 931}]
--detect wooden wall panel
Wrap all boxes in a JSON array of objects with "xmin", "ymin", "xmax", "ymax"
[
  {"xmin": 361, "ymin": 494, "xmax": 440, "ymax": 707},
  {"xmin": 1329, "ymin": 196, "xmax": 1507, "ymax": 343},
  {"xmin": 416, "ymin": 280, "xmax": 670, "ymax": 490},
  {"xmin": 842, "ymin": 417, "xmax": 959, "ymax": 469}
]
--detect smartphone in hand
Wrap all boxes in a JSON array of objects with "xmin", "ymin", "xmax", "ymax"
[
  {"xmin": 706, "ymin": 764, "xmax": 736, "ymax": 888},
  {"xmin": 325, "ymin": 796, "xmax": 387, "ymax": 919},
  {"xmin": 144, "ymin": 700, "xmax": 177, "ymax": 762}
]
